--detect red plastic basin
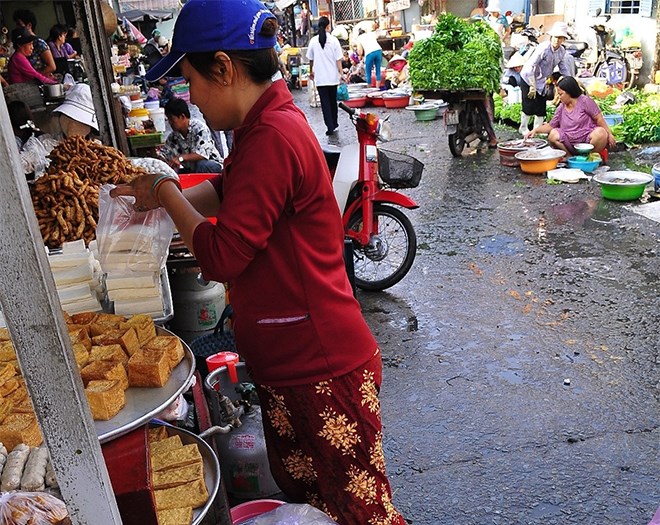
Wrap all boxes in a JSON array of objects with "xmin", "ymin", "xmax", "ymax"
[
  {"xmin": 383, "ymin": 95, "xmax": 409, "ymax": 109},
  {"xmin": 179, "ymin": 173, "xmax": 219, "ymax": 224},
  {"xmin": 230, "ymin": 499, "xmax": 285, "ymax": 524}
]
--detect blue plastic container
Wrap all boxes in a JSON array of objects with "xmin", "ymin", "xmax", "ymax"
[
  {"xmin": 567, "ymin": 156, "xmax": 601, "ymax": 173},
  {"xmin": 603, "ymin": 114, "xmax": 624, "ymax": 126},
  {"xmin": 652, "ymin": 163, "xmax": 660, "ymax": 192}
]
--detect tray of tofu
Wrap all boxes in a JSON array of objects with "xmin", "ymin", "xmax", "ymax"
[
  {"xmin": 148, "ymin": 422, "xmax": 220, "ymax": 525},
  {"xmin": 93, "ymin": 325, "xmax": 195, "ymax": 443}
]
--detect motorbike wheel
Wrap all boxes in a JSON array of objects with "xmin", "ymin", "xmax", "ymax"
[
  {"xmin": 347, "ymin": 204, "xmax": 416, "ymax": 292},
  {"xmin": 448, "ymin": 111, "xmax": 466, "ymax": 157},
  {"xmin": 595, "ymin": 58, "xmax": 629, "ymax": 87}
]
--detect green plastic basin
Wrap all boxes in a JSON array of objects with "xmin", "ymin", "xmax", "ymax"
[{"xmin": 593, "ymin": 171, "xmax": 653, "ymax": 201}]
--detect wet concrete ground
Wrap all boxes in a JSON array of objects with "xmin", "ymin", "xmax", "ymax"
[{"xmin": 293, "ymin": 88, "xmax": 659, "ymax": 525}]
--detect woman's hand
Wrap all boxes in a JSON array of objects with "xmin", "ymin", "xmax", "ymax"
[
  {"xmin": 607, "ymin": 132, "xmax": 617, "ymax": 148},
  {"xmin": 525, "ymin": 129, "xmax": 536, "ymax": 139},
  {"xmin": 110, "ymin": 173, "xmax": 160, "ymax": 212}
]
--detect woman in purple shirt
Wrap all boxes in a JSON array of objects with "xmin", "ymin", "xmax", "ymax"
[
  {"xmin": 48, "ymin": 24, "xmax": 78, "ymax": 59},
  {"xmin": 526, "ymin": 76, "xmax": 615, "ymax": 158}
]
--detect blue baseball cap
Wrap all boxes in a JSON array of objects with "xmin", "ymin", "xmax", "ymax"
[{"xmin": 146, "ymin": 0, "xmax": 277, "ymax": 81}]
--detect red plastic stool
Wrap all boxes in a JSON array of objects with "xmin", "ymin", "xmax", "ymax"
[{"xmin": 599, "ymin": 148, "xmax": 608, "ymax": 163}]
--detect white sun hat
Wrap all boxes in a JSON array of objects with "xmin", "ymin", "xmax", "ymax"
[
  {"xmin": 548, "ymin": 21, "xmax": 570, "ymax": 39},
  {"xmin": 506, "ymin": 52, "xmax": 527, "ymax": 69},
  {"xmin": 52, "ymin": 83, "xmax": 98, "ymax": 131},
  {"xmin": 486, "ymin": 1, "xmax": 502, "ymax": 12}
]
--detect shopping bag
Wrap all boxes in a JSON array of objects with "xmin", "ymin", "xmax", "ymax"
[
  {"xmin": 308, "ymin": 79, "xmax": 320, "ymax": 108},
  {"xmin": 337, "ymin": 82, "xmax": 349, "ymax": 101}
]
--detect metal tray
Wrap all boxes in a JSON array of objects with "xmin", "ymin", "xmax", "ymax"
[
  {"xmin": 96, "ymin": 326, "xmax": 194, "ymax": 443},
  {"xmin": 149, "ymin": 421, "xmax": 220, "ymax": 525}
]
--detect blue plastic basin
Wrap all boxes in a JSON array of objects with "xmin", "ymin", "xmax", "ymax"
[{"xmin": 567, "ymin": 156, "xmax": 601, "ymax": 173}]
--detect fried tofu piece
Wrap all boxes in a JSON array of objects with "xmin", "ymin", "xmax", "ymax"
[
  {"xmin": 70, "ymin": 312, "xmax": 98, "ymax": 325},
  {"xmin": 6, "ymin": 385, "xmax": 28, "ymax": 406},
  {"xmin": 10, "ymin": 395, "xmax": 34, "ymax": 414},
  {"xmin": 149, "ymin": 426, "xmax": 169, "ymax": 443},
  {"xmin": 150, "ymin": 444, "xmax": 202, "ymax": 472},
  {"xmin": 68, "ymin": 326, "xmax": 92, "ymax": 351},
  {"xmin": 120, "ymin": 314, "xmax": 157, "ymax": 345},
  {"xmin": 85, "ymin": 380, "xmax": 125, "ymax": 421},
  {"xmin": 72, "ymin": 343, "xmax": 90, "ymax": 369},
  {"xmin": 89, "ymin": 314, "xmax": 127, "ymax": 337},
  {"xmin": 0, "ymin": 396, "xmax": 12, "ymax": 423},
  {"xmin": 149, "ymin": 435, "xmax": 184, "ymax": 456},
  {"xmin": 81, "ymin": 360, "xmax": 129, "ymax": 391},
  {"xmin": 154, "ymin": 478, "xmax": 208, "ymax": 511},
  {"xmin": 0, "ymin": 413, "xmax": 43, "ymax": 450},
  {"xmin": 145, "ymin": 336, "xmax": 185, "ymax": 369},
  {"xmin": 89, "ymin": 344, "xmax": 129, "ymax": 365},
  {"xmin": 0, "ymin": 377, "xmax": 19, "ymax": 397},
  {"xmin": 156, "ymin": 507, "xmax": 193, "ymax": 525},
  {"xmin": 92, "ymin": 328, "xmax": 140, "ymax": 357},
  {"xmin": 127, "ymin": 348, "xmax": 171, "ymax": 388},
  {"xmin": 0, "ymin": 362, "xmax": 16, "ymax": 384},
  {"xmin": 152, "ymin": 462, "xmax": 203, "ymax": 491},
  {"xmin": 0, "ymin": 341, "xmax": 15, "ymax": 362},
  {"xmin": 0, "ymin": 328, "xmax": 10, "ymax": 341}
]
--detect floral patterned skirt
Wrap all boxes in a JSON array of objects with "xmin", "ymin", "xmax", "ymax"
[{"xmin": 255, "ymin": 351, "xmax": 406, "ymax": 525}]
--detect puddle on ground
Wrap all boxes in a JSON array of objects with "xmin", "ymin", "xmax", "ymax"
[{"xmin": 477, "ymin": 235, "xmax": 526, "ymax": 255}]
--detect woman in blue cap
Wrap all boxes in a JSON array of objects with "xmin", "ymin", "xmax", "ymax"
[{"xmin": 111, "ymin": 1, "xmax": 405, "ymax": 523}]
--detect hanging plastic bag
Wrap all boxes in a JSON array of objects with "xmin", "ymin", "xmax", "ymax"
[
  {"xmin": 0, "ymin": 491, "xmax": 70, "ymax": 525},
  {"xmin": 241, "ymin": 503, "xmax": 337, "ymax": 524},
  {"xmin": 336, "ymin": 82, "xmax": 349, "ymax": 101},
  {"xmin": 96, "ymin": 185, "xmax": 174, "ymax": 274}
]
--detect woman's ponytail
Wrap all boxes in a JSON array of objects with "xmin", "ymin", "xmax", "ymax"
[{"xmin": 318, "ymin": 16, "xmax": 329, "ymax": 48}]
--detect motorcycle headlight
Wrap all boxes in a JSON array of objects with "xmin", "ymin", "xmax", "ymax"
[{"xmin": 377, "ymin": 121, "xmax": 393, "ymax": 142}]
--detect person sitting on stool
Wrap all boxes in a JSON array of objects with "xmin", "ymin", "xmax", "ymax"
[{"xmin": 160, "ymin": 97, "xmax": 223, "ymax": 173}]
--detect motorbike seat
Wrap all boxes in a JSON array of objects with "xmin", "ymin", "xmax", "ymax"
[
  {"xmin": 565, "ymin": 40, "xmax": 588, "ymax": 52},
  {"xmin": 322, "ymin": 145, "xmax": 342, "ymax": 172}
]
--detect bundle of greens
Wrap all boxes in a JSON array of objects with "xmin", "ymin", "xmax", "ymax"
[{"xmin": 408, "ymin": 13, "xmax": 503, "ymax": 93}]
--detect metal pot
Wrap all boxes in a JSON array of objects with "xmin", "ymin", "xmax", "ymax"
[{"xmin": 43, "ymin": 83, "xmax": 65, "ymax": 98}]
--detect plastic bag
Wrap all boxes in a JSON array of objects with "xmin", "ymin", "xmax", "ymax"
[
  {"xmin": 242, "ymin": 503, "xmax": 337, "ymax": 524},
  {"xmin": 0, "ymin": 492, "xmax": 70, "ymax": 525},
  {"xmin": 96, "ymin": 185, "xmax": 174, "ymax": 274},
  {"xmin": 336, "ymin": 82, "xmax": 349, "ymax": 101}
]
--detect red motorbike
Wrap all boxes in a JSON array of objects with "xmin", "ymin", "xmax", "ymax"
[{"xmin": 322, "ymin": 102, "xmax": 423, "ymax": 291}]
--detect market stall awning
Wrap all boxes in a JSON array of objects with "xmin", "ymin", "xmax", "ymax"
[
  {"xmin": 119, "ymin": 9, "xmax": 174, "ymax": 22},
  {"xmin": 275, "ymin": 0, "xmax": 297, "ymax": 10}
]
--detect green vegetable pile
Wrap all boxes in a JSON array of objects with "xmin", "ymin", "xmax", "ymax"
[{"xmin": 408, "ymin": 14, "xmax": 503, "ymax": 93}]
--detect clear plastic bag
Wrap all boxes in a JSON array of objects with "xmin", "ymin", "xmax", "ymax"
[
  {"xmin": 0, "ymin": 492, "xmax": 70, "ymax": 525},
  {"xmin": 96, "ymin": 185, "xmax": 174, "ymax": 274},
  {"xmin": 242, "ymin": 503, "xmax": 337, "ymax": 524}
]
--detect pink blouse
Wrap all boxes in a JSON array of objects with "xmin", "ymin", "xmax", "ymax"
[{"xmin": 8, "ymin": 52, "xmax": 57, "ymax": 85}]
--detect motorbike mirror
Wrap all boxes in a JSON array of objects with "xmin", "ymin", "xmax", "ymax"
[{"xmin": 595, "ymin": 7, "xmax": 601, "ymax": 16}]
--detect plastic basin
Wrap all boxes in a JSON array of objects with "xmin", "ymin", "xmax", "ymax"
[
  {"xmin": 383, "ymin": 95, "xmax": 409, "ymax": 108},
  {"xmin": 344, "ymin": 96, "xmax": 367, "ymax": 108},
  {"xmin": 231, "ymin": 499, "xmax": 285, "ymax": 524},
  {"xmin": 405, "ymin": 104, "xmax": 438, "ymax": 121},
  {"xmin": 367, "ymin": 91, "xmax": 385, "ymax": 106},
  {"xmin": 593, "ymin": 170, "xmax": 653, "ymax": 201},
  {"xmin": 514, "ymin": 148, "xmax": 565, "ymax": 174},
  {"xmin": 566, "ymin": 156, "xmax": 601, "ymax": 173},
  {"xmin": 603, "ymin": 114, "xmax": 623, "ymax": 126},
  {"xmin": 179, "ymin": 173, "xmax": 219, "ymax": 224}
]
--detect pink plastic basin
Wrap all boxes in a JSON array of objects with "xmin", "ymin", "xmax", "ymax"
[{"xmin": 230, "ymin": 499, "xmax": 285, "ymax": 524}]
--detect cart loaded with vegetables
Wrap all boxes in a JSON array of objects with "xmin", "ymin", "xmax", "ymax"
[{"xmin": 409, "ymin": 14, "xmax": 503, "ymax": 156}]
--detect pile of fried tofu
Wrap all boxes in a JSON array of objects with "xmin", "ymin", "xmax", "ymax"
[
  {"xmin": 0, "ymin": 311, "xmax": 186, "ymax": 446},
  {"xmin": 149, "ymin": 426, "xmax": 208, "ymax": 525}
]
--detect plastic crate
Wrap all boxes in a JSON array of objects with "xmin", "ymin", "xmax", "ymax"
[{"xmin": 127, "ymin": 132, "xmax": 163, "ymax": 148}]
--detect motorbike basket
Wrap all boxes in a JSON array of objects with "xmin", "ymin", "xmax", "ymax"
[{"xmin": 378, "ymin": 149, "xmax": 424, "ymax": 189}]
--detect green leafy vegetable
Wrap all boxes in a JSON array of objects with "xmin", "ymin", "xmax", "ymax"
[{"xmin": 409, "ymin": 13, "xmax": 503, "ymax": 93}]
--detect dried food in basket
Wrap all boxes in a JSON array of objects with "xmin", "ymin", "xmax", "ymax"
[{"xmin": 378, "ymin": 150, "xmax": 424, "ymax": 188}]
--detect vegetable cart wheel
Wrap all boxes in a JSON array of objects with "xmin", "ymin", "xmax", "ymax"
[{"xmin": 448, "ymin": 110, "xmax": 467, "ymax": 157}]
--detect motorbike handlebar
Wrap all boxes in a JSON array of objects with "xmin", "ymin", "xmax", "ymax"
[{"xmin": 339, "ymin": 102, "xmax": 356, "ymax": 116}]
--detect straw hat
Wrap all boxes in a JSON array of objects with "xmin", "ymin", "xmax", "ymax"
[
  {"xmin": 388, "ymin": 54, "xmax": 407, "ymax": 65},
  {"xmin": 548, "ymin": 22, "xmax": 570, "ymax": 39},
  {"xmin": 506, "ymin": 52, "xmax": 527, "ymax": 69}
]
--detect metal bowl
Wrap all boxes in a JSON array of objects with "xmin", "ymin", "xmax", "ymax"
[{"xmin": 573, "ymin": 142, "xmax": 594, "ymax": 155}]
